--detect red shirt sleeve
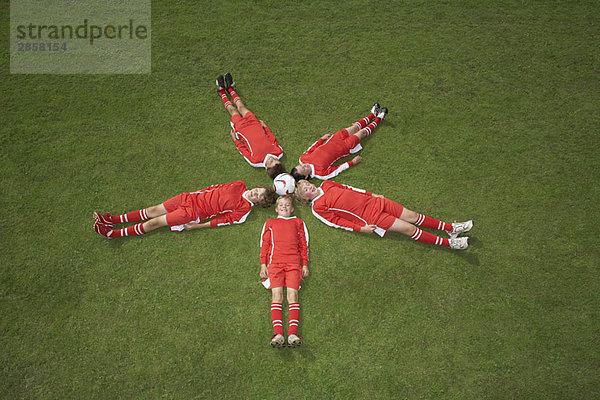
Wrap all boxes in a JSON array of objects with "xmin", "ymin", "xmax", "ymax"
[
  {"xmin": 297, "ymin": 219, "xmax": 309, "ymax": 266},
  {"xmin": 303, "ymin": 138, "xmax": 325, "ymax": 156},
  {"xmin": 263, "ymin": 125, "xmax": 279, "ymax": 145},
  {"xmin": 325, "ymin": 180, "xmax": 373, "ymax": 196},
  {"xmin": 312, "ymin": 201, "xmax": 363, "ymax": 232},
  {"xmin": 260, "ymin": 220, "xmax": 273, "ymax": 265},
  {"xmin": 318, "ymin": 161, "xmax": 352, "ymax": 180},
  {"xmin": 234, "ymin": 139, "xmax": 252, "ymax": 160}
]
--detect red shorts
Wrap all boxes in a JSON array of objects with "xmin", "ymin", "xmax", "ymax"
[
  {"xmin": 162, "ymin": 193, "xmax": 203, "ymax": 227},
  {"xmin": 230, "ymin": 111, "xmax": 261, "ymax": 133},
  {"xmin": 332, "ymin": 128, "xmax": 361, "ymax": 151},
  {"xmin": 268, "ymin": 263, "xmax": 302, "ymax": 290},
  {"xmin": 370, "ymin": 197, "xmax": 405, "ymax": 231}
]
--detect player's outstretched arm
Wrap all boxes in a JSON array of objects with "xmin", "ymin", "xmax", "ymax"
[
  {"xmin": 359, "ymin": 225, "xmax": 377, "ymax": 234},
  {"xmin": 183, "ymin": 221, "xmax": 211, "ymax": 230}
]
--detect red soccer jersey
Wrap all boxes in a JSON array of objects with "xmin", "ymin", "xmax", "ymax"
[
  {"xmin": 299, "ymin": 129, "xmax": 362, "ymax": 180},
  {"xmin": 231, "ymin": 112, "xmax": 283, "ymax": 167},
  {"xmin": 260, "ymin": 216, "xmax": 309, "ymax": 266},
  {"xmin": 311, "ymin": 180, "xmax": 381, "ymax": 233},
  {"xmin": 165, "ymin": 180, "xmax": 253, "ymax": 230}
]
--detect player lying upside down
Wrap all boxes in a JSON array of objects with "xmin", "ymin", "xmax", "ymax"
[
  {"xmin": 289, "ymin": 103, "xmax": 388, "ymax": 181},
  {"xmin": 217, "ymin": 72, "xmax": 286, "ymax": 179},
  {"xmin": 294, "ymin": 180, "xmax": 473, "ymax": 249},
  {"xmin": 93, "ymin": 181, "xmax": 276, "ymax": 238}
]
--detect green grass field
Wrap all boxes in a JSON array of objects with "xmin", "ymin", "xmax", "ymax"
[{"xmin": 2, "ymin": 1, "xmax": 599, "ymax": 398}]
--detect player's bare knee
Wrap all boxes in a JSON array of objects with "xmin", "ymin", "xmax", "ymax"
[
  {"xmin": 346, "ymin": 125, "xmax": 359, "ymax": 135},
  {"xmin": 404, "ymin": 223, "xmax": 417, "ymax": 236},
  {"xmin": 271, "ymin": 289, "xmax": 284, "ymax": 303},
  {"xmin": 226, "ymin": 104, "xmax": 238, "ymax": 116},
  {"xmin": 401, "ymin": 209, "xmax": 419, "ymax": 224},
  {"xmin": 287, "ymin": 289, "xmax": 299, "ymax": 303}
]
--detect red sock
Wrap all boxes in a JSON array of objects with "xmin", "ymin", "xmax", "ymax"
[
  {"xmin": 353, "ymin": 113, "xmax": 375, "ymax": 129},
  {"xmin": 410, "ymin": 228, "xmax": 449, "ymax": 247},
  {"xmin": 113, "ymin": 209, "xmax": 148, "ymax": 224},
  {"xmin": 415, "ymin": 213, "xmax": 452, "ymax": 231},
  {"xmin": 288, "ymin": 302, "xmax": 300, "ymax": 336},
  {"xmin": 271, "ymin": 303, "xmax": 283, "ymax": 336},
  {"xmin": 362, "ymin": 116, "xmax": 382, "ymax": 135},
  {"xmin": 227, "ymin": 87, "xmax": 241, "ymax": 104},
  {"xmin": 110, "ymin": 223, "xmax": 146, "ymax": 238},
  {"xmin": 218, "ymin": 89, "xmax": 231, "ymax": 108}
]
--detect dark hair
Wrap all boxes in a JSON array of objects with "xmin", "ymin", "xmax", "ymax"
[
  {"xmin": 290, "ymin": 167, "xmax": 306, "ymax": 182},
  {"xmin": 266, "ymin": 162, "xmax": 286, "ymax": 180},
  {"xmin": 254, "ymin": 185, "xmax": 277, "ymax": 208}
]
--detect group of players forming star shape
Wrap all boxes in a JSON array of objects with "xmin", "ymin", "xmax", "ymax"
[{"xmin": 93, "ymin": 72, "xmax": 473, "ymax": 348}]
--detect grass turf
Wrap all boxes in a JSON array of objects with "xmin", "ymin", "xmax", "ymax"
[{"xmin": 1, "ymin": 1, "xmax": 599, "ymax": 398}]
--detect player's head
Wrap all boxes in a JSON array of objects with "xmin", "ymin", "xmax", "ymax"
[
  {"xmin": 275, "ymin": 195, "xmax": 294, "ymax": 217},
  {"xmin": 265, "ymin": 157, "xmax": 286, "ymax": 180},
  {"xmin": 249, "ymin": 185, "xmax": 277, "ymax": 208},
  {"xmin": 290, "ymin": 164, "xmax": 311, "ymax": 181},
  {"xmin": 294, "ymin": 180, "xmax": 318, "ymax": 205}
]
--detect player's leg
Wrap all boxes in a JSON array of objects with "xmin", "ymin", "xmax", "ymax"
[
  {"xmin": 349, "ymin": 102, "xmax": 380, "ymax": 135},
  {"xmin": 224, "ymin": 72, "xmax": 251, "ymax": 116},
  {"xmin": 400, "ymin": 207, "xmax": 454, "ymax": 232},
  {"xmin": 103, "ymin": 214, "xmax": 168, "ymax": 238},
  {"xmin": 387, "ymin": 217, "xmax": 468, "ymax": 249},
  {"xmin": 94, "ymin": 203, "xmax": 167, "ymax": 226},
  {"xmin": 353, "ymin": 106, "xmax": 388, "ymax": 140},
  {"xmin": 217, "ymin": 74, "xmax": 238, "ymax": 116},
  {"xmin": 270, "ymin": 287, "xmax": 285, "ymax": 347},
  {"xmin": 286, "ymin": 288, "xmax": 302, "ymax": 347},
  {"xmin": 388, "ymin": 218, "xmax": 450, "ymax": 247},
  {"xmin": 285, "ymin": 267, "xmax": 303, "ymax": 347}
]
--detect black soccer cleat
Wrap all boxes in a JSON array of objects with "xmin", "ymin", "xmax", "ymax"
[
  {"xmin": 377, "ymin": 107, "xmax": 388, "ymax": 119},
  {"xmin": 224, "ymin": 72, "xmax": 235, "ymax": 89},
  {"xmin": 216, "ymin": 75, "xmax": 225, "ymax": 91}
]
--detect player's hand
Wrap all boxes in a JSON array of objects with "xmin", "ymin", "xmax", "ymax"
[
  {"xmin": 321, "ymin": 133, "xmax": 332, "ymax": 140},
  {"xmin": 302, "ymin": 266, "xmax": 309, "ymax": 278},
  {"xmin": 352, "ymin": 155, "xmax": 363, "ymax": 164},
  {"xmin": 360, "ymin": 225, "xmax": 377, "ymax": 234},
  {"xmin": 182, "ymin": 223, "xmax": 196, "ymax": 231},
  {"xmin": 259, "ymin": 120, "xmax": 267, "ymax": 128},
  {"xmin": 260, "ymin": 264, "xmax": 268, "ymax": 279},
  {"xmin": 230, "ymin": 128, "xmax": 236, "ymax": 140},
  {"xmin": 372, "ymin": 193, "xmax": 384, "ymax": 198}
]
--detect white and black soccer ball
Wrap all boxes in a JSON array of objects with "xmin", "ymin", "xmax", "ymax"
[{"xmin": 273, "ymin": 173, "xmax": 296, "ymax": 195}]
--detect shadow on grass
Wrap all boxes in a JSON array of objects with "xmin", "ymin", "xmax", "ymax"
[
  {"xmin": 272, "ymin": 344, "xmax": 317, "ymax": 361},
  {"xmin": 453, "ymin": 236, "xmax": 481, "ymax": 266}
]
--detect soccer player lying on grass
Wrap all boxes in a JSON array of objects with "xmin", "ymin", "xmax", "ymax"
[
  {"xmin": 259, "ymin": 196, "xmax": 309, "ymax": 348},
  {"xmin": 216, "ymin": 72, "xmax": 286, "ymax": 179},
  {"xmin": 294, "ymin": 180, "xmax": 473, "ymax": 250},
  {"xmin": 93, "ymin": 181, "xmax": 276, "ymax": 239},
  {"xmin": 289, "ymin": 104, "xmax": 388, "ymax": 181}
]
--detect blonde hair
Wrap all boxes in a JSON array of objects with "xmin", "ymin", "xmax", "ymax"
[
  {"xmin": 276, "ymin": 195, "xmax": 293, "ymax": 207},
  {"xmin": 294, "ymin": 180, "xmax": 313, "ymax": 205}
]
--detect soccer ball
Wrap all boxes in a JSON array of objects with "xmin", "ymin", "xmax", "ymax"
[{"xmin": 273, "ymin": 173, "xmax": 296, "ymax": 195}]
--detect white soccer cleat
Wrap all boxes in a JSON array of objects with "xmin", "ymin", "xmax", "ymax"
[
  {"xmin": 270, "ymin": 334, "xmax": 284, "ymax": 348},
  {"xmin": 287, "ymin": 334, "xmax": 302, "ymax": 348},
  {"xmin": 370, "ymin": 102, "xmax": 380, "ymax": 116},
  {"xmin": 449, "ymin": 220, "xmax": 473, "ymax": 238},
  {"xmin": 449, "ymin": 237, "xmax": 469, "ymax": 250},
  {"xmin": 377, "ymin": 107, "xmax": 388, "ymax": 120}
]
